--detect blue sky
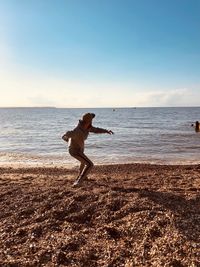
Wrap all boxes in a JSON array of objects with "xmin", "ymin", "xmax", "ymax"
[{"xmin": 0, "ymin": 0, "xmax": 200, "ymax": 107}]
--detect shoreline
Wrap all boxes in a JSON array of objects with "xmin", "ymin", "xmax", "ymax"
[
  {"xmin": 0, "ymin": 163, "xmax": 200, "ymax": 174},
  {"xmin": 1, "ymin": 161, "xmax": 200, "ymax": 170}
]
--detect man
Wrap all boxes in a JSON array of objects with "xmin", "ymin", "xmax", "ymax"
[{"xmin": 62, "ymin": 113, "xmax": 114, "ymax": 186}]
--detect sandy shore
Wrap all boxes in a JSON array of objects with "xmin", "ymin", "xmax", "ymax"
[{"xmin": 0, "ymin": 164, "xmax": 199, "ymax": 266}]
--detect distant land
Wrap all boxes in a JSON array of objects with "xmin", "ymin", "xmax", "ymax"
[
  {"xmin": 0, "ymin": 106, "xmax": 57, "ymax": 109},
  {"xmin": 0, "ymin": 106, "xmax": 200, "ymax": 109}
]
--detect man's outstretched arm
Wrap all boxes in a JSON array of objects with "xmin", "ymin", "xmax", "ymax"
[{"xmin": 89, "ymin": 126, "xmax": 114, "ymax": 134}]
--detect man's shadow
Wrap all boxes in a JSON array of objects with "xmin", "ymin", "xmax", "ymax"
[{"xmin": 139, "ymin": 189, "xmax": 200, "ymax": 242}]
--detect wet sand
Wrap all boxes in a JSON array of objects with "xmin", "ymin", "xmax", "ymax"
[{"xmin": 0, "ymin": 164, "xmax": 200, "ymax": 266}]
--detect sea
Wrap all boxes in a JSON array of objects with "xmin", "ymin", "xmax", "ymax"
[{"xmin": 0, "ymin": 107, "xmax": 200, "ymax": 167}]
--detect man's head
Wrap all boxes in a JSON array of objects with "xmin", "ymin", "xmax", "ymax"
[{"xmin": 82, "ymin": 113, "xmax": 95, "ymax": 123}]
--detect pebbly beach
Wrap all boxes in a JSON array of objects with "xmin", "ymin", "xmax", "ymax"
[{"xmin": 0, "ymin": 163, "xmax": 199, "ymax": 266}]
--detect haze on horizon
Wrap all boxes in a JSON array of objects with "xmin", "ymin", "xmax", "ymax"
[{"xmin": 0, "ymin": 0, "xmax": 200, "ymax": 108}]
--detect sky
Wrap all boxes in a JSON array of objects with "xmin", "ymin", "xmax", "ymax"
[{"xmin": 0, "ymin": 0, "xmax": 200, "ymax": 107}]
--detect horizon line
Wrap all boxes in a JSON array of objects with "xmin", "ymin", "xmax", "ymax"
[{"xmin": 0, "ymin": 106, "xmax": 200, "ymax": 109}]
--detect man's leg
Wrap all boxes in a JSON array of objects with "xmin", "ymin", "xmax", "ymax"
[
  {"xmin": 79, "ymin": 162, "xmax": 85, "ymax": 176},
  {"xmin": 79, "ymin": 153, "xmax": 94, "ymax": 180},
  {"xmin": 69, "ymin": 150, "xmax": 94, "ymax": 185}
]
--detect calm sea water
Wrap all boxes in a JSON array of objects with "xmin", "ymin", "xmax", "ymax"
[{"xmin": 0, "ymin": 107, "xmax": 200, "ymax": 167}]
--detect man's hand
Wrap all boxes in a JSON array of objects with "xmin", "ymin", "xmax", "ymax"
[
  {"xmin": 62, "ymin": 135, "xmax": 69, "ymax": 142},
  {"xmin": 107, "ymin": 130, "xmax": 114, "ymax": 135}
]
